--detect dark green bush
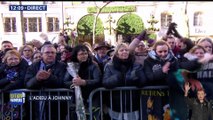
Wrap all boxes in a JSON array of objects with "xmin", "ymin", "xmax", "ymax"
[{"xmin": 77, "ymin": 14, "xmax": 104, "ymax": 35}]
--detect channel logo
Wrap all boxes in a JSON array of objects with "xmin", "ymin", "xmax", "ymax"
[{"xmin": 10, "ymin": 91, "xmax": 26, "ymax": 105}]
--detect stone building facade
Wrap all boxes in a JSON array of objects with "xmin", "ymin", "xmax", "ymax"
[{"xmin": 0, "ymin": 1, "xmax": 212, "ymax": 48}]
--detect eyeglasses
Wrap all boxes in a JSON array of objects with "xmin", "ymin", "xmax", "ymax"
[
  {"xmin": 43, "ymin": 51, "xmax": 56, "ymax": 55},
  {"xmin": 23, "ymin": 49, "xmax": 32, "ymax": 52},
  {"xmin": 34, "ymin": 56, "xmax": 41, "ymax": 59},
  {"xmin": 137, "ymin": 45, "xmax": 145, "ymax": 48},
  {"xmin": 204, "ymin": 46, "xmax": 212, "ymax": 49}
]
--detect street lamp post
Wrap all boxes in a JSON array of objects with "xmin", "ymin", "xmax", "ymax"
[
  {"xmin": 105, "ymin": 13, "xmax": 116, "ymax": 35},
  {"xmin": 64, "ymin": 16, "xmax": 74, "ymax": 33},
  {"xmin": 63, "ymin": 16, "xmax": 78, "ymax": 47},
  {"xmin": 147, "ymin": 14, "xmax": 159, "ymax": 33}
]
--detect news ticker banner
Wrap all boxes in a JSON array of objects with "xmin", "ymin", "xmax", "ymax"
[
  {"xmin": 10, "ymin": 91, "xmax": 73, "ymax": 105},
  {"xmin": 9, "ymin": 5, "xmax": 47, "ymax": 11}
]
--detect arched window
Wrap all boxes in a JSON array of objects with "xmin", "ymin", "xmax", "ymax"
[
  {"xmin": 193, "ymin": 12, "xmax": 203, "ymax": 26},
  {"xmin": 161, "ymin": 12, "xmax": 172, "ymax": 28}
]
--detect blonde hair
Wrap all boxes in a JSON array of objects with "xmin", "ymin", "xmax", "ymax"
[
  {"xmin": 19, "ymin": 45, "xmax": 34, "ymax": 55},
  {"xmin": 198, "ymin": 37, "xmax": 213, "ymax": 45},
  {"xmin": 152, "ymin": 40, "xmax": 171, "ymax": 50},
  {"xmin": 83, "ymin": 42, "xmax": 93, "ymax": 53},
  {"xmin": 2, "ymin": 50, "xmax": 21, "ymax": 63},
  {"xmin": 113, "ymin": 42, "xmax": 129, "ymax": 57},
  {"xmin": 189, "ymin": 45, "xmax": 206, "ymax": 54}
]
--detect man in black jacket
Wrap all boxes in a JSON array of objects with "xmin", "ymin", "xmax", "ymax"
[
  {"xmin": 25, "ymin": 44, "xmax": 68, "ymax": 120},
  {"xmin": 25, "ymin": 44, "xmax": 66, "ymax": 89}
]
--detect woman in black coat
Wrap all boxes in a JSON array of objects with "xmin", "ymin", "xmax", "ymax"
[
  {"xmin": 64, "ymin": 44, "xmax": 102, "ymax": 119},
  {"xmin": 0, "ymin": 49, "xmax": 29, "ymax": 120},
  {"xmin": 102, "ymin": 43, "xmax": 147, "ymax": 120},
  {"xmin": 0, "ymin": 49, "xmax": 28, "ymax": 92},
  {"xmin": 64, "ymin": 44, "xmax": 102, "ymax": 104}
]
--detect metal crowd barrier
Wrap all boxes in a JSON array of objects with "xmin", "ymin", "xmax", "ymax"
[
  {"xmin": 0, "ymin": 86, "xmax": 169, "ymax": 120},
  {"xmin": 88, "ymin": 86, "xmax": 169, "ymax": 120},
  {"xmin": 0, "ymin": 88, "xmax": 74, "ymax": 120}
]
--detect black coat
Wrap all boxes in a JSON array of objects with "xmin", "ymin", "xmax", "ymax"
[
  {"xmin": 143, "ymin": 50, "xmax": 179, "ymax": 85},
  {"xmin": 102, "ymin": 56, "xmax": 147, "ymax": 112},
  {"xmin": 144, "ymin": 50, "xmax": 203, "ymax": 120},
  {"xmin": 25, "ymin": 60, "xmax": 67, "ymax": 89},
  {"xmin": 0, "ymin": 59, "xmax": 29, "ymax": 91},
  {"xmin": 64, "ymin": 59, "xmax": 102, "ymax": 106},
  {"xmin": 92, "ymin": 54, "xmax": 110, "ymax": 74},
  {"xmin": 143, "ymin": 50, "xmax": 202, "ymax": 86}
]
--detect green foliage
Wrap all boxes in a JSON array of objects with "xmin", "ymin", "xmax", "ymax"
[
  {"xmin": 149, "ymin": 33, "xmax": 157, "ymax": 39},
  {"xmin": 77, "ymin": 14, "xmax": 104, "ymax": 35},
  {"xmin": 116, "ymin": 13, "xmax": 144, "ymax": 34},
  {"xmin": 87, "ymin": 6, "xmax": 136, "ymax": 13}
]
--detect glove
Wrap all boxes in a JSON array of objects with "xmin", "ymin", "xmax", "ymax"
[
  {"xmin": 136, "ymin": 30, "xmax": 148, "ymax": 41},
  {"xmin": 168, "ymin": 22, "xmax": 182, "ymax": 38},
  {"xmin": 147, "ymin": 39, "xmax": 155, "ymax": 47},
  {"xmin": 172, "ymin": 27, "xmax": 182, "ymax": 39},
  {"xmin": 170, "ymin": 22, "xmax": 177, "ymax": 29},
  {"xmin": 167, "ymin": 22, "xmax": 177, "ymax": 35}
]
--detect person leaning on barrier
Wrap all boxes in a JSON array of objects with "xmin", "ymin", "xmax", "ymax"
[
  {"xmin": 92, "ymin": 41, "xmax": 111, "ymax": 74},
  {"xmin": 102, "ymin": 43, "xmax": 147, "ymax": 120},
  {"xmin": 64, "ymin": 44, "xmax": 102, "ymax": 119},
  {"xmin": 0, "ymin": 49, "xmax": 29, "ymax": 120},
  {"xmin": 143, "ymin": 40, "xmax": 213, "ymax": 120},
  {"xmin": 195, "ymin": 38, "xmax": 213, "ymax": 101},
  {"xmin": 24, "ymin": 43, "xmax": 67, "ymax": 120},
  {"xmin": 0, "ymin": 49, "xmax": 29, "ymax": 92},
  {"xmin": 25, "ymin": 43, "xmax": 67, "ymax": 89}
]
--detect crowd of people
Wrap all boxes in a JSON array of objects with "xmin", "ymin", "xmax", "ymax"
[{"xmin": 0, "ymin": 22, "xmax": 213, "ymax": 120}]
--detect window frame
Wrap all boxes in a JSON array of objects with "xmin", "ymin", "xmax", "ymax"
[
  {"xmin": 24, "ymin": 17, "xmax": 42, "ymax": 32},
  {"xmin": 46, "ymin": 17, "xmax": 60, "ymax": 32},
  {"xmin": 160, "ymin": 12, "xmax": 173, "ymax": 28},
  {"xmin": 193, "ymin": 11, "xmax": 203, "ymax": 27},
  {"xmin": 3, "ymin": 17, "xmax": 17, "ymax": 33}
]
